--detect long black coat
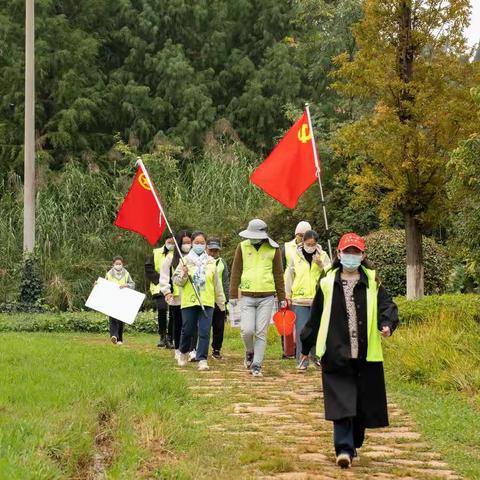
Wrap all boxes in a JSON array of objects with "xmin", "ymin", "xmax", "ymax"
[{"xmin": 300, "ymin": 264, "xmax": 398, "ymax": 427}]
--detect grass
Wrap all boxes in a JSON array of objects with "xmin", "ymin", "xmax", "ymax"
[
  {"xmin": 384, "ymin": 311, "xmax": 480, "ymax": 480},
  {"xmin": 2, "ymin": 309, "xmax": 480, "ymax": 479}
]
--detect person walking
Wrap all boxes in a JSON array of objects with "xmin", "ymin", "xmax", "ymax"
[
  {"xmin": 159, "ymin": 230, "xmax": 192, "ymax": 360},
  {"xmin": 300, "ymin": 233, "xmax": 398, "ymax": 468},
  {"xmin": 206, "ymin": 238, "xmax": 229, "ymax": 360},
  {"xmin": 285, "ymin": 229, "xmax": 330, "ymax": 371},
  {"xmin": 281, "ymin": 220, "xmax": 312, "ymax": 358},
  {"xmin": 173, "ymin": 231, "xmax": 226, "ymax": 371},
  {"xmin": 145, "ymin": 233, "xmax": 175, "ymax": 348},
  {"xmin": 229, "ymin": 219, "xmax": 286, "ymax": 377},
  {"xmin": 105, "ymin": 256, "xmax": 135, "ymax": 345}
]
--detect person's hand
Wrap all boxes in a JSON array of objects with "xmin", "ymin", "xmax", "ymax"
[
  {"xmin": 120, "ymin": 284, "xmax": 128, "ymax": 289},
  {"xmin": 381, "ymin": 326, "xmax": 391, "ymax": 337},
  {"xmin": 165, "ymin": 293, "xmax": 174, "ymax": 304},
  {"xmin": 313, "ymin": 254, "xmax": 323, "ymax": 266},
  {"xmin": 279, "ymin": 300, "xmax": 288, "ymax": 309},
  {"xmin": 182, "ymin": 264, "xmax": 189, "ymax": 275}
]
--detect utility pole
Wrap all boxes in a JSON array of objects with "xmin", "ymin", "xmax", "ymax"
[{"xmin": 23, "ymin": 0, "xmax": 35, "ymax": 253}]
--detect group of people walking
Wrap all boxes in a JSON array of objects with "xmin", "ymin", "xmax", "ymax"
[{"xmin": 103, "ymin": 219, "xmax": 399, "ymax": 469}]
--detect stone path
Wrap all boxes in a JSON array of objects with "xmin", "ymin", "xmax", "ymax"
[{"xmin": 184, "ymin": 355, "xmax": 462, "ymax": 480}]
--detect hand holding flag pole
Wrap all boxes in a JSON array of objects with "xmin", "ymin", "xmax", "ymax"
[
  {"xmin": 134, "ymin": 159, "xmax": 207, "ymax": 315},
  {"xmin": 115, "ymin": 158, "xmax": 206, "ymax": 314}
]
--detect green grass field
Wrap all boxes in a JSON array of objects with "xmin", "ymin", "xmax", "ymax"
[{"xmin": 1, "ymin": 315, "xmax": 480, "ymax": 479}]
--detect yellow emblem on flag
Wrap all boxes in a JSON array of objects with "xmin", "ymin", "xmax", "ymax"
[
  {"xmin": 138, "ymin": 173, "xmax": 151, "ymax": 190},
  {"xmin": 297, "ymin": 123, "xmax": 311, "ymax": 143}
]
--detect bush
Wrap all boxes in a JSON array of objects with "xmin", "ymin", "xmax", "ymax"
[
  {"xmin": 365, "ymin": 229, "xmax": 451, "ymax": 297},
  {"xmin": 0, "ymin": 310, "xmax": 159, "ymax": 334}
]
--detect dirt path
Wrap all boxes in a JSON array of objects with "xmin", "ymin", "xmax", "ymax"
[{"xmin": 184, "ymin": 355, "xmax": 462, "ymax": 480}]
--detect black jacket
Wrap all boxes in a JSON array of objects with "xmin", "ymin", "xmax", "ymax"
[
  {"xmin": 299, "ymin": 263, "xmax": 399, "ymax": 425},
  {"xmin": 300, "ymin": 265, "xmax": 398, "ymax": 371}
]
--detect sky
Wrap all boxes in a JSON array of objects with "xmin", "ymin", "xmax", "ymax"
[{"xmin": 466, "ymin": 0, "xmax": 480, "ymax": 48}]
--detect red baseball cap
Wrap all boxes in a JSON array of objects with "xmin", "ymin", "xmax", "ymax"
[{"xmin": 337, "ymin": 233, "xmax": 366, "ymax": 252}]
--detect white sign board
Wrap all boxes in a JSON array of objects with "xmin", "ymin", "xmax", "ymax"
[{"xmin": 85, "ymin": 277, "xmax": 145, "ymax": 325}]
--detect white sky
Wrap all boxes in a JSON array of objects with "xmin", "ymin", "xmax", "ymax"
[{"xmin": 466, "ymin": 0, "xmax": 480, "ymax": 48}]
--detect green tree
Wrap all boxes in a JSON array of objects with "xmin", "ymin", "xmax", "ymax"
[{"xmin": 332, "ymin": 0, "xmax": 479, "ymax": 299}]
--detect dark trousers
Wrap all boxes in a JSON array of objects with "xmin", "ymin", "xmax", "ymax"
[
  {"xmin": 179, "ymin": 306, "xmax": 213, "ymax": 360},
  {"xmin": 109, "ymin": 317, "xmax": 124, "ymax": 342},
  {"xmin": 211, "ymin": 306, "xmax": 226, "ymax": 352},
  {"xmin": 155, "ymin": 295, "xmax": 172, "ymax": 337},
  {"xmin": 170, "ymin": 305, "xmax": 183, "ymax": 349},
  {"xmin": 333, "ymin": 417, "xmax": 365, "ymax": 458}
]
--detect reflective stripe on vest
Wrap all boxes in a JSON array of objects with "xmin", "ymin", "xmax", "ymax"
[
  {"xmin": 291, "ymin": 253, "xmax": 322, "ymax": 300},
  {"xmin": 106, "ymin": 271, "xmax": 129, "ymax": 286},
  {"xmin": 316, "ymin": 267, "xmax": 383, "ymax": 362},
  {"xmin": 284, "ymin": 239, "xmax": 297, "ymax": 270},
  {"xmin": 150, "ymin": 247, "xmax": 172, "ymax": 296},
  {"xmin": 181, "ymin": 262, "xmax": 216, "ymax": 309},
  {"xmin": 239, "ymin": 240, "xmax": 276, "ymax": 293}
]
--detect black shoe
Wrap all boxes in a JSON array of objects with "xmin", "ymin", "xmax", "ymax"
[
  {"xmin": 165, "ymin": 336, "xmax": 174, "ymax": 349},
  {"xmin": 244, "ymin": 351, "xmax": 254, "ymax": 369},
  {"xmin": 281, "ymin": 354, "xmax": 295, "ymax": 360},
  {"xmin": 211, "ymin": 350, "xmax": 222, "ymax": 360},
  {"xmin": 157, "ymin": 335, "xmax": 167, "ymax": 348}
]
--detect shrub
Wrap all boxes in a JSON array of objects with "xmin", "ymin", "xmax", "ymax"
[{"xmin": 365, "ymin": 229, "xmax": 451, "ymax": 297}]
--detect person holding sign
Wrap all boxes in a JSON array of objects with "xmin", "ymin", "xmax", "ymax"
[
  {"xmin": 300, "ymin": 233, "xmax": 398, "ymax": 469},
  {"xmin": 173, "ymin": 231, "xmax": 226, "ymax": 371},
  {"xmin": 285, "ymin": 229, "xmax": 330, "ymax": 371},
  {"xmin": 105, "ymin": 256, "xmax": 135, "ymax": 345}
]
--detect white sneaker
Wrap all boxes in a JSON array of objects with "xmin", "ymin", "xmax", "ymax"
[
  {"xmin": 336, "ymin": 453, "xmax": 351, "ymax": 469},
  {"xmin": 177, "ymin": 353, "xmax": 189, "ymax": 367},
  {"xmin": 117, "ymin": 341, "xmax": 123, "ymax": 345},
  {"xmin": 174, "ymin": 349, "xmax": 181, "ymax": 360},
  {"xmin": 189, "ymin": 350, "xmax": 197, "ymax": 362},
  {"xmin": 198, "ymin": 360, "xmax": 210, "ymax": 371}
]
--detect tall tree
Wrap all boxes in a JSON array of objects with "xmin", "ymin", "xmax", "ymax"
[{"xmin": 332, "ymin": 0, "xmax": 479, "ymax": 299}]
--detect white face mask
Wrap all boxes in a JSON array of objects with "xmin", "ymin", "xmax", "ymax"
[
  {"xmin": 181, "ymin": 244, "xmax": 191, "ymax": 253},
  {"xmin": 114, "ymin": 264, "xmax": 123, "ymax": 271},
  {"xmin": 166, "ymin": 243, "xmax": 175, "ymax": 251},
  {"xmin": 304, "ymin": 245, "xmax": 316, "ymax": 254}
]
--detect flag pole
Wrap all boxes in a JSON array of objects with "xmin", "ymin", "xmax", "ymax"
[
  {"xmin": 305, "ymin": 103, "xmax": 333, "ymax": 260},
  {"xmin": 136, "ymin": 158, "xmax": 207, "ymax": 314}
]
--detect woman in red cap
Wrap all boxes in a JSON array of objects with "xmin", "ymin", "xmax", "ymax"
[{"xmin": 300, "ymin": 232, "xmax": 398, "ymax": 469}]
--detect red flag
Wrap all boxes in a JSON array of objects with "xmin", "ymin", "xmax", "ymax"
[
  {"xmin": 114, "ymin": 166, "xmax": 166, "ymax": 245},
  {"xmin": 250, "ymin": 111, "xmax": 318, "ymax": 209}
]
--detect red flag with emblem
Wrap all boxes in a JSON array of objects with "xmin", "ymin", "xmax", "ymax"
[
  {"xmin": 114, "ymin": 166, "xmax": 166, "ymax": 245},
  {"xmin": 250, "ymin": 111, "xmax": 318, "ymax": 209}
]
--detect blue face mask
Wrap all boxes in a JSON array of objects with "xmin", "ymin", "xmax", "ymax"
[
  {"xmin": 340, "ymin": 253, "xmax": 362, "ymax": 271},
  {"xmin": 192, "ymin": 244, "xmax": 206, "ymax": 255}
]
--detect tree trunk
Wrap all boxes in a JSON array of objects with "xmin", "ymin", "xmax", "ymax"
[{"xmin": 405, "ymin": 212, "xmax": 424, "ymax": 300}]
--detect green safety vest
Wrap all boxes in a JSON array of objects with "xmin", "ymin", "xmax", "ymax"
[
  {"xmin": 149, "ymin": 247, "xmax": 172, "ymax": 296},
  {"xmin": 284, "ymin": 239, "xmax": 297, "ymax": 270},
  {"xmin": 181, "ymin": 261, "xmax": 217, "ymax": 309},
  {"xmin": 290, "ymin": 252, "xmax": 323, "ymax": 300},
  {"xmin": 106, "ymin": 271, "xmax": 130, "ymax": 286},
  {"xmin": 316, "ymin": 266, "xmax": 383, "ymax": 362},
  {"xmin": 239, "ymin": 240, "xmax": 276, "ymax": 293},
  {"xmin": 216, "ymin": 257, "xmax": 225, "ymax": 296}
]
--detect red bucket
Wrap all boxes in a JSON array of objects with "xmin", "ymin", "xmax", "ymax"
[{"xmin": 273, "ymin": 302, "xmax": 296, "ymax": 336}]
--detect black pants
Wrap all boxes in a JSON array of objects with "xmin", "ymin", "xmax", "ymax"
[
  {"xmin": 211, "ymin": 305, "xmax": 226, "ymax": 352},
  {"xmin": 333, "ymin": 417, "xmax": 365, "ymax": 458},
  {"xmin": 155, "ymin": 295, "xmax": 172, "ymax": 337},
  {"xmin": 170, "ymin": 305, "xmax": 183, "ymax": 349},
  {"xmin": 109, "ymin": 317, "xmax": 124, "ymax": 342}
]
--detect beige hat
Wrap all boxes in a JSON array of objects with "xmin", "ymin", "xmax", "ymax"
[{"xmin": 295, "ymin": 221, "xmax": 312, "ymax": 235}]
